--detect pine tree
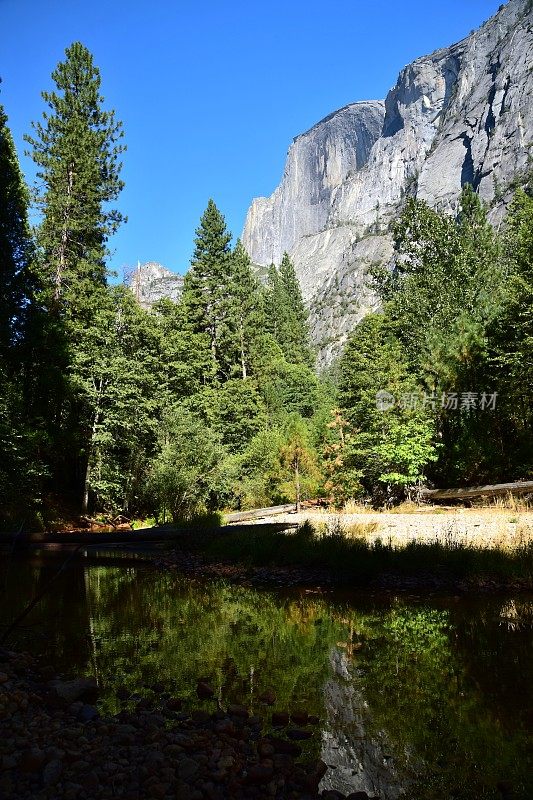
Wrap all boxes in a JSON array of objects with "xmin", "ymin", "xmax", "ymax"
[
  {"xmin": 25, "ymin": 41, "xmax": 125, "ymax": 313},
  {"xmin": 263, "ymin": 254, "xmax": 314, "ymax": 367},
  {"xmin": 337, "ymin": 314, "xmax": 438, "ymax": 502},
  {"xmin": 225, "ymin": 240, "xmax": 264, "ymax": 379},
  {"xmin": 0, "ymin": 99, "xmax": 43, "ymax": 522},
  {"xmin": 180, "ymin": 199, "xmax": 232, "ymax": 379},
  {"xmin": 263, "ymin": 262, "xmax": 286, "ymax": 344},
  {"xmin": 0, "ymin": 99, "xmax": 33, "ymax": 360},
  {"xmin": 24, "ymin": 42, "xmax": 126, "ymax": 510},
  {"xmin": 279, "ymin": 252, "xmax": 313, "ymax": 366}
]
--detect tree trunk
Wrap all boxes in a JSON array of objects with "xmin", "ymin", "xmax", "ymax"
[
  {"xmin": 82, "ymin": 379, "xmax": 103, "ymax": 514},
  {"xmin": 295, "ymin": 460, "xmax": 301, "ymax": 513},
  {"xmin": 240, "ymin": 323, "xmax": 247, "ymax": 380}
]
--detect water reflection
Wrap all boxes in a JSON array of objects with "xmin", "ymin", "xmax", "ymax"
[{"xmin": 0, "ymin": 556, "xmax": 531, "ymax": 799}]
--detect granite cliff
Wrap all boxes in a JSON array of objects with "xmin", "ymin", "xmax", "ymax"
[
  {"xmin": 242, "ymin": 0, "xmax": 533, "ymax": 366},
  {"xmin": 129, "ymin": 262, "xmax": 184, "ymax": 309}
]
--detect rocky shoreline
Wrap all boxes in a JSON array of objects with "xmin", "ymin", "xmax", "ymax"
[
  {"xmin": 0, "ymin": 647, "xmax": 379, "ymax": 800},
  {"xmin": 149, "ymin": 546, "xmax": 533, "ymax": 594}
]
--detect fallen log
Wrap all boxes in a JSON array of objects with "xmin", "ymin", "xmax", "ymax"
[
  {"xmin": 420, "ymin": 480, "xmax": 533, "ymax": 501},
  {"xmin": 0, "ymin": 522, "xmax": 298, "ymax": 548},
  {"xmin": 225, "ymin": 504, "xmax": 299, "ymax": 523}
]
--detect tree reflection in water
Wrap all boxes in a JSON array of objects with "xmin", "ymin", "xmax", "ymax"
[{"xmin": 1, "ymin": 559, "xmax": 531, "ymax": 800}]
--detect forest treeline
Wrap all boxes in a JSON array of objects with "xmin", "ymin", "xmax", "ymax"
[{"xmin": 0, "ymin": 43, "xmax": 532, "ymax": 528}]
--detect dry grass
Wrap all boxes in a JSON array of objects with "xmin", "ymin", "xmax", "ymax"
[
  {"xmin": 334, "ymin": 495, "xmax": 533, "ymax": 516},
  {"xmin": 341, "ymin": 499, "xmax": 373, "ymax": 514},
  {"xmin": 478, "ymin": 493, "xmax": 533, "ymax": 513},
  {"xmin": 313, "ymin": 518, "xmax": 379, "ymax": 539},
  {"xmin": 204, "ymin": 520, "xmax": 533, "ymax": 586}
]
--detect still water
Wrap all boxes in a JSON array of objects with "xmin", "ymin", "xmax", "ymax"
[{"xmin": 1, "ymin": 555, "xmax": 532, "ymax": 800}]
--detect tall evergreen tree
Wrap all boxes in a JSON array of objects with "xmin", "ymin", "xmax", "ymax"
[
  {"xmin": 25, "ymin": 42, "xmax": 125, "ymax": 312},
  {"xmin": 279, "ymin": 252, "xmax": 313, "ymax": 366},
  {"xmin": 180, "ymin": 199, "xmax": 232, "ymax": 379},
  {"xmin": 263, "ymin": 262, "xmax": 286, "ymax": 344},
  {"xmin": 225, "ymin": 240, "xmax": 265, "ymax": 379},
  {"xmin": 263, "ymin": 254, "xmax": 314, "ymax": 367},
  {"xmin": 0, "ymin": 98, "xmax": 43, "ymax": 522},
  {"xmin": 24, "ymin": 43, "xmax": 126, "ymax": 510},
  {"xmin": 0, "ymin": 99, "xmax": 33, "ymax": 360}
]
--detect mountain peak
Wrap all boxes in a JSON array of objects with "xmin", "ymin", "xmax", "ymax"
[{"xmin": 242, "ymin": 0, "xmax": 533, "ymax": 367}]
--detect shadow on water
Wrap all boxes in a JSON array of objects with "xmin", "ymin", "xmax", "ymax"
[{"xmin": 0, "ymin": 553, "xmax": 532, "ymax": 800}]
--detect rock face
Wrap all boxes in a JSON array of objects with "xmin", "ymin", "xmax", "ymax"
[
  {"xmin": 320, "ymin": 648, "xmax": 406, "ymax": 798},
  {"xmin": 244, "ymin": 102, "xmax": 386, "ymax": 268},
  {"xmin": 242, "ymin": 0, "xmax": 533, "ymax": 367},
  {"xmin": 129, "ymin": 262, "xmax": 184, "ymax": 309}
]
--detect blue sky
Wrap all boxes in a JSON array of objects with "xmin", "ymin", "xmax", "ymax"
[{"xmin": 1, "ymin": 0, "xmax": 503, "ymax": 277}]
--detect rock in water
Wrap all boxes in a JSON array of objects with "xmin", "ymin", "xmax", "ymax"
[
  {"xmin": 196, "ymin": 680, "xmax": 215, "ymax": 699},
  {"xmin": 50, "ymin": 677, "xmax": 98, "ymax": 704}
]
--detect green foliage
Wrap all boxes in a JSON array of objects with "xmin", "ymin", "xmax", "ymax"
[
  {"xmin": 187, "ymin": 378, "xmax": 268, "ymax": 454},
  {"xmin": 0, "ymin": 100, "xmax": 44, "ymax": 522},
  {"xmin": 263, "ymin": 253, "xmax": 314, "ymax": 367},
  {"xmin": 259, "ymin": 359, "xmax": 322, "ymax": 419},
  {"xmin": 337, "ymin": 313, "xmax": 438, "ymax": 502},
  {"xmin": 153, "ymin": 297, "xmax": 214, "ymax": 398},
  {"xmin": 69, "ymin": 286, "xmax": 163, "ymax": 512},
  {"xmin": 0, "ymin": 101, "xmax": 34, "ymax": 359},
  {"xmin": 147, "ymin": 406, "xmax": 224, "ymax": 522},
  {"xmin": 278, "ymin": 415, "xmax": 321, "ymax": 507},
  {"xmin": 25, "ymin": 42, "xmax": 125, "ymax": 310},
  {"xmin": 483, "ymin": 186, "xmax": 533, "ymax": 477},
  {"xmin": 179, "ymin": 199, "xmax": 233, "ymax": 380},
  {"xmin": 334, "ymin": 183, "xmax": 531, "ymax": 491},
  {"xmin": 226, "ymin": 427, "xmax": 286, "ymax": 508}
]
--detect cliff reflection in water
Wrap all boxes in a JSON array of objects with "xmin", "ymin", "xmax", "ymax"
[{"xmin": 1, "ymin": 559, "xmax": 531, "ymax": 799}]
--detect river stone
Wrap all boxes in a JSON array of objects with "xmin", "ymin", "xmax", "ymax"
[
  {"xmin": 19, "ymin": 748, "xmax": 46, "ymax": 772},
  {"xmin": 258, "ymin": 690, "xmax": 276, "ymax": 705},
  {"xmin": 148, "ymin": 783, "xmax": 168, "ymax": 799},
  {"xmin": 287, "ymin": 728, "xmax": 313, "ymax": 740},
  {"xmin": 196, "ymin": 681, "xmax": 214, "ymax": 699},
  {"xmin": 177, "ymin": 756, "xmax": 199, "ymax": 781},
  {"xmin": 1, "ymin": 755, "xmax": 17, "ymax": 770},
  {"xmin": 290, "ymin": 710, "xmax": 309, "ymax": 725},
  {"xmin": 78, "ymin": 704, "xmax": 99, "ymax": 722},
  {"xmin": 247, "ymin": 764, "xmax": 274, "ymax": 784},
  {"xmin": 50, "ymin": 678, "xmax": 98, "ymax": 704},
  {"xmin": 227, "ymin": 703, "xmax": 248, "ymax": 718},
  {"xmin": 269, "ymin": 737, "xmax": 302, "ymax": 756},
  {"xmin": 42, "ymin": 758, "xmax": 63, "ymax": 786}
]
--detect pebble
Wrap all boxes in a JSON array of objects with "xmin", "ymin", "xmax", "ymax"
[{"xmin": 0, "ymin": 647, "xmax": 384, "ymax": 800}]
